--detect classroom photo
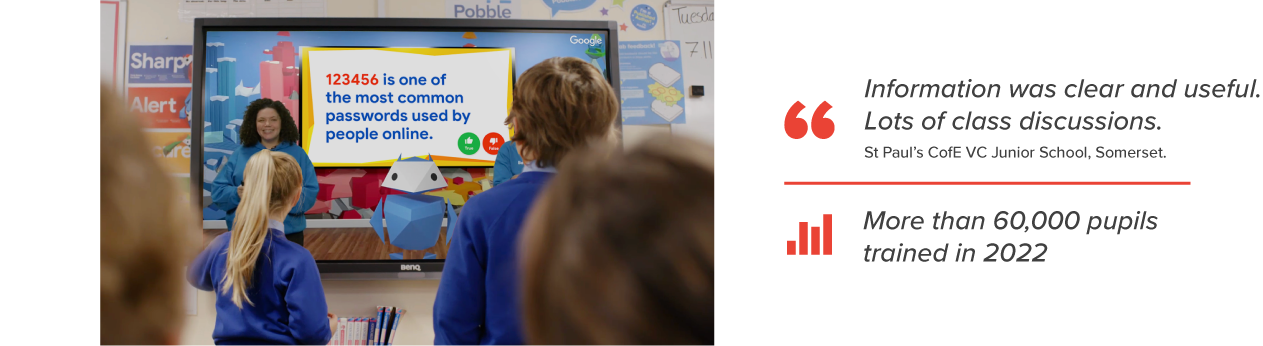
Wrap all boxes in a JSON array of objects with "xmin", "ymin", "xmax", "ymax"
[{"xmin": 101, "ymin": 1, "xmax": 715, "ymax": 344}]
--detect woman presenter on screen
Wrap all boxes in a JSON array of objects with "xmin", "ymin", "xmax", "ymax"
[
  {"xmin": 492, "ymin": 141, "xmax": 524, "ymax": 187},
  {"xmin": 211, "ymin": 98, "xmax": 319, "ymax": 245}
]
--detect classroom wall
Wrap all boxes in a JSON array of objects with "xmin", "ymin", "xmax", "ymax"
[{"xmin": 122, "ymin": 0, "xmax": 678, "ymax": 344}]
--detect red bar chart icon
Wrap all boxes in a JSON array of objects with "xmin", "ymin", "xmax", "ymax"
[{"xmin": 787, "ymin": 214, "xmax": 832, "ymax": 255}]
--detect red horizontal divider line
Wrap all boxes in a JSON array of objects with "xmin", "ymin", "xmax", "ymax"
[{"xmin": 784, "ymin": 181, "xmax": 1190, "ymax": 186}]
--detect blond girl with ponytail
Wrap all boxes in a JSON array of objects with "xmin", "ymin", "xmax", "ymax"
[{"xmin": 189, "ymin": 150, "xmax": 335, "ymax": 345}]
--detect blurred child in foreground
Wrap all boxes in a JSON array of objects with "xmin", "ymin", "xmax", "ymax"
[
  {"xmin": 101, "ymin": 85, "xmax": 197, "ymax": 344},
  {"xmin": 521, "ymin": 135, "xmax": 715, "ymax": 345}
]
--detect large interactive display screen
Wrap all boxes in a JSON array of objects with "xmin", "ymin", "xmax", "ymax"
[{"xmin": 202, "ymin": 29, "xmax": 610, "ymax": 168}]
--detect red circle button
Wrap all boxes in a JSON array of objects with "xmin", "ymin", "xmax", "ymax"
[{"xmin": 482, "ymin": 132, "xmax": 504, "ymax": 155}]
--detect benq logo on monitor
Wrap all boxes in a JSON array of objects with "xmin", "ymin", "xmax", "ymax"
[
  {"xmin": 400, "ymin": 264, "xmax": 422, "ymax": 271},
  {"xmin": 570, "ymin": 34, "xmax": 603, "ymax": 46}
]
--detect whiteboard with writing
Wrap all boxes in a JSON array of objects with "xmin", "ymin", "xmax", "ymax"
[{"xmin": 663, "ymin": 3, "xmax": 714, "ymax": 144}]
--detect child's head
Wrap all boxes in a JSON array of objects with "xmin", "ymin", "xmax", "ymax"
[
  {"xmin": 505, "ymin": 57, "xmax": 619, "ymax": 168},
  {"xmin": 101, "ymin": 85, "xmax": 195, "ymax": 344},
  {"xmin": 520, "ymin": 135, "xmax": 714, "ymax": 344},
  {"xmin": 223, "ymin": 150, "xmax": 304, "ymax": 308}
]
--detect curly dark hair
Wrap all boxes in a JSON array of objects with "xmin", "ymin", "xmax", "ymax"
[{"xmin": 240, "ymin": 98, "xmax": 300, "ymax": 147}]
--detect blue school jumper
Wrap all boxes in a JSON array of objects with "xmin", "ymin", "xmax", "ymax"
[
  {"xmin": 189, "ymin": 219, "xmax": 332, "ymax": 345},
  {"xmin": 212, "ymin": 141, "xmax": 319, "ymax": 234},
  {"xmin": 434, "ymin": 166, "xmax": 556, "ymax": 345}
]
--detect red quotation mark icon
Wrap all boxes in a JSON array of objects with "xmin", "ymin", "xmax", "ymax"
[{"xmin": 784, "ymin": 101, "xmax": 834, "ymax": 139}]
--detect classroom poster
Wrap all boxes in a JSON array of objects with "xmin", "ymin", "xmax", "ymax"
[
  {"xmin": 618, "ymin": 40, "xmax": 686, "ymax": 125},
  {"xmin": 447, "ymin": 0, "xmax": 521, "ymax": 19},
  {"xmin": 630, "ymin": 4, "xmax": 658, "ymax": 31},
  {"xmin": 144, "ymin": 131, "xmax": 193, "ymax": 175},
  {"xmin": 128, "ymin": 45, "xmax": 194, "ymax": 84},
  {"xmin": 541, "ymin": 0, "xmax": 597, "ymax": 17},
  {"xmin": 126, "ymin": 44, "xmax": 195, "ymax": 183},
  {"xmin": 128, "ymin": 86, "xmax": 193, "ymax": 129}
]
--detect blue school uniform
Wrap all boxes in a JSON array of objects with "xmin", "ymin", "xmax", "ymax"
[
  {"xmin": 189, "ymin": 219, "xmax": 331, "ymax": 345},
  {"xmin": 212, "ymin": 141, "xmax": 319, "ymax": 234},
  {"xmin": 434, "ymin": 164, "xmax": 556, "ymax": 345},
  {"xmin": 492, "ymin": 141, "xmax": 524, "ymax": 187}
]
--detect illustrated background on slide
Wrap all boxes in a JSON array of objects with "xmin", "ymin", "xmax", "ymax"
[
  {"xmin": 302, "ymin": 47, "xmax": 512, "ymax": 167},
  {"xmin": 200, "ymin": 30, "xmax": 606, "ymax": 222}
]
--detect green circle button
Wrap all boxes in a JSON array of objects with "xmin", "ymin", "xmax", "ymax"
[{"xmin": 457, "ymin": 132, "xmax": 480, "ymax": 155}]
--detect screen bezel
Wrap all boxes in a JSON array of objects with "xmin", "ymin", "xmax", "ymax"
[{"xmin": 192, "ymin": 18, "xmax": 622, "ymax": 274}]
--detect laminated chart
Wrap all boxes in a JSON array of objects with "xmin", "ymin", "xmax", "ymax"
[{"xmin": 617, "ymin": 40, "xmax": 687, "ymax": 125}]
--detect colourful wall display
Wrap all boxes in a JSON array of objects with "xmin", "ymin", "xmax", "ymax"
[
  {"xmin": 128, "ymin": 86, "xmax": 193, "ymax": 129},
  {"xmin": 128, "ymin": 45, "xmax": 194, "ymax": 84},
  {"xmin": 618, "ymin": 40, "xmax": 686, "ymax": 125}
]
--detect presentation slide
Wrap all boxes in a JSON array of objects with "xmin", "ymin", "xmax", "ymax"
[{"xmin": 301, "ymin": 47, "xmax": 513, "ymax": 167}]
